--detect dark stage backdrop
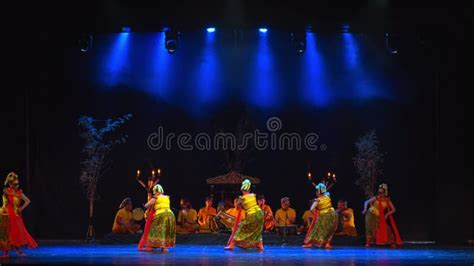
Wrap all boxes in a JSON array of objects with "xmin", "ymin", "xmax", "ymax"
[{"xmin": 2, "ymin": 30, "xmax": 471, "ymax": 243}]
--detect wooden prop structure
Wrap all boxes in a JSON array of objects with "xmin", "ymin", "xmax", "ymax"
[{"xmin": 206, "ymin": 171, "xmax": 260, "ymax": 202}]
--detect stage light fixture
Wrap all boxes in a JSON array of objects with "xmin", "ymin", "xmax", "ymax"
[
  {"xmin": 79, "ymin": 34, "xmax": 93, "ymax": 52},
  {"xmin": 206, "ymin": 27, "xmax": 216, "ymax": 33},
  {"xmin": 122, "ymin": 26, "xmax": 131, "ymax": 32},
  {"xmin": 259, "ymin": 28, "xmax": 268, "ymax": 33},
  {"xmin": 165, "ymin": 28, "xmax": 180, "ymax": 54},
  {"xmin": 290, "ymin": 32, "xmax": 306, "ymax": 54},
  {"xmin": 385, "ymin": 33, "xmax": 399, "ymax": 55},
  {"xmin": 342, "ymin": 24, "xmax": 350, "ymax": 33}
]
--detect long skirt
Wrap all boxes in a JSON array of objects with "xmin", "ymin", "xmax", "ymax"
[
  {"xmin": 0, "ymin": 214, "xmax": 9, "ymax": 250},
  {"xmin": 304, "ymin": 211, "xmax": 338, "ymax": 246},
  {"xmin": 145, "ymin": 211, "xmax": 176, "ymax": 248},
  {"xmin": 0, "ymin": 213, "xmax": 37, "ymax": 251},
  {"xmin": 233, "ymin": 210, "xmax": 264, "ymax": 248},
  {"xmin": 365, "ymin": 212, "xmax": 394, "ymax": 245}
]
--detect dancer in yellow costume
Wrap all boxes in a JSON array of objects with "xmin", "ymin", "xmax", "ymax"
[
  {"xmin": 303, "ymin": 183, "xmax": 338, "ymax": 249},
  {"xmin": 140, "ymin": 184, "xmax": 176, "ymax": 253},
  {"xmin": 225, "ymin": 179, "xmax": 264, "ymax": 251}
]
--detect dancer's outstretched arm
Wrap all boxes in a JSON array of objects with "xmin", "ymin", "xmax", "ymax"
[{"xmin": 361, "ymin": 197, "xmax": 376, "ymax": 214}]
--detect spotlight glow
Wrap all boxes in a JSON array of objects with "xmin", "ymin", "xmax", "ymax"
[
  {"xmin": 122, "ymin": 26, "xmax": 131, "ymax": 32},
  {"xmin": 342, "ymin": 24, "xmax": 350, "ymax": 33},
  {"xmin": 259, "ymin": 28, "xmax": 268, "ymax": 33},
  {"xmin": 206, "ymin": 27, "xmax": 216, "ymax": 33}
]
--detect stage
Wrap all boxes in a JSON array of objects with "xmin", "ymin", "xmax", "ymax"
[
  {"xmin": 3, "ymin": 2, "xmax": 471, "ymax": 265},
  {"xmin": 1, "ymin": 243, "xmax": 472, "ymax": 265}
]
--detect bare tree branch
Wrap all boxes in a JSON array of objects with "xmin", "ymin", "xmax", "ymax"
[
  {"xmin": 353, "ymin": 129, "xmax": 385, "ymax": 198},
  {"xmin": 78, "ymin": 114, "xmax": 132, "ymax": 210}
]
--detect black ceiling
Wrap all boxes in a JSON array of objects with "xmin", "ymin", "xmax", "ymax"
[{"xmin": 33, "ymin": 0, "xmax": 467, "ymax": 34}]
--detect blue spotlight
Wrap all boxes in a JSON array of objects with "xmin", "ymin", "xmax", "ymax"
[
  {"xmin": 103, "ymin": 32, "xmax": 130, "ymax": 86},
  {"xmin": 122, "ymin": 26, "xmax": 131, "ymax": 32},
  {"xmin": 206, "ymin": 27, "xmax": 216, "ymax": 33},
  {"xmin": 259, "ymin": 28, "xmax": 268, "ymax": 33}
]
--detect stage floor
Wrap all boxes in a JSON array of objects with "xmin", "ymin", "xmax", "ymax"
[{"xmin": 1, "ymin": 244, "xmax": 473, "ymax": 265}]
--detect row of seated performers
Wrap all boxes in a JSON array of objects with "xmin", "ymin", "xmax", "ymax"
[{"xmin": 112, "ymin": 195, "xmax": 357, "ymax": 237}]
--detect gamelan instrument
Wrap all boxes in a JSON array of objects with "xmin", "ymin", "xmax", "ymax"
[
  {"xmin": 275, "ymin": 224, "xmax": 298, "ymax": 236},
  {"xmin": 132, "ymin": 208, "xmax": 145, "ymax": 221},
  {"xmin": 214, "ymin": 211, "xmax": 236, "ymax": 230}
]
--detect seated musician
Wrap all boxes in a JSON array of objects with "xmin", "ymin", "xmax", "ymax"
[
  {"xmin": 299, "ymin": 199, "xmax": 316, "ymax": 234},
  {"xmin": 257, "ymin": 195, "xmax": 275, "ymax": 232},
  {"xmin": 225, "ymin": 198, "xmax": 246, "ymax": 220},
  {"xmin": 197, "ymin": 196, "xmax": 218, "ymax": 233},
  {"xmin": 275, "ymin": 197, "xmax": 296, "ymax": 226},
  {"xmin": 213, "ymin": 198, "xmax": 245, "ymax": 231},
  {"xmin": 112, "ymin": 197, "xmax": 141, "ymax": 234},
  {"xmin": 176, "ymin": 198, "xmax": 199, "ymax": 234},
  {"xmin": 335, "ymin": 199, "xmax": 357, "ymax": 237}
]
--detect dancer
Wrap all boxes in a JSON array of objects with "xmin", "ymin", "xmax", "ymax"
[
  {"xmin": 362, "ymin": 183, "xmax": 402, "ymax": 247},
  {"xmin": 224, "ymin": 179, "xmax": 264, "ymax": 251},
  {"xmin": 0, "ymin": 172, "xmax": 37, "ymax": 257},
  {"xmin": 138, "ymin": 184, "xmax": 175, "ymax": 253},
  {"xmin": 303, "ymin": 171, "xmax": 337, "ymax": 240},
  {"xmin": 303, "ymin": 183, "xmax": 338, "ymax": 249}
]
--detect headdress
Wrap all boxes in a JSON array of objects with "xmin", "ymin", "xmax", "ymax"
[
  {"xmin": 379, "ymin": 183, "xmax": 388, "ymax": 196},
  {"xmin": 153, "ymin": 184, "xmax": 164, "ymax": 194},
  {"xmin": 280, "ymin": 197, "xmax": 290, "ymax": 204},
  {"xmin": 315, "ymin": 182, "xmax": 327, "ymax": 194},
  {"xmin": 4, "ymin": 172, "xmax": 18, "ymax": 186},
  {"xmin": 119, "ymin": 197, "xmax": 132, "ymax": 209},
  {"xmin": 241, "ymin": 179, "xmax": 251, "ymax": 191}
]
